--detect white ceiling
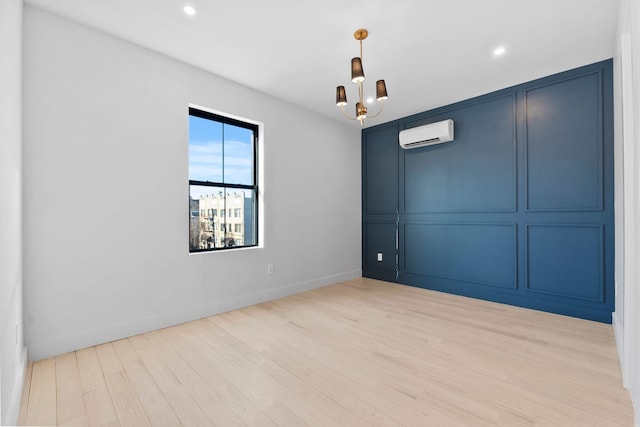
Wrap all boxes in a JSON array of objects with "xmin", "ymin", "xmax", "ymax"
[{"xmin": 25, "ymin": 0, "xmax": 620, "ymax": 128}]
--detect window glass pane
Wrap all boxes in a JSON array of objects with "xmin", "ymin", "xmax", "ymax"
[
  {"xmin": 190, "ymin": 185, "xmax": 256, "ymax": 250},
  {"xmin": 190, "ymin": 185, "xmax": 225, "ymax": 250},
  {"xmin": 189, "ymin": 115, "xmax": 223, "ymax": 182},
  {"xmin": 225, "ymin": 188, "xmax": 256, "ymax": 247},
  {"xmin": 223, "ymin": 123, "xmax": 254, "ymax": 185}
]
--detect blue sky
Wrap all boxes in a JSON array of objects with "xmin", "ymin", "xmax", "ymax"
[{"xmin": 188, "ymin": 115, "xmax": 254, "ymax": 188}]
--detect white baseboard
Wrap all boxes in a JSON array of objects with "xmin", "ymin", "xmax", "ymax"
[
  {"xmin": 633, "ymin": 389, "xmax": 639, "ymax": 427},
  {"xmin": 611, "ymin": 311, "xmax": 638, "ymax": 426},
  {"xmin": 27, "ymin": 270, "xmax": 361, "ymax": 361},
  {"xmin": 612, "ymin": 311, "xmax": 627, "ymax": 387},
  {"xmin": 629, "ymin": 390, "xmax": 640, "ymax": 427},
  {"xmin": 2, "ymin": 346, "xmax": 28, "ymax": 427}
]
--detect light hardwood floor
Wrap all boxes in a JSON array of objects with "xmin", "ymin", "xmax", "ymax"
[{"xmin": 18, "ymin": 278, "xmax": 634, "ymax": 426}]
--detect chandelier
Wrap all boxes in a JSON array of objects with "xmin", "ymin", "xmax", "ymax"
[{"xmin": 335, "ymin": 29, "xmax": 388, "ymax": 126}]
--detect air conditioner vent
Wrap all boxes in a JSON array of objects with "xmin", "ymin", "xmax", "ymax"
[{"xmin": 399, "ymin": 120, "xmax": 454, "ymax": 150}]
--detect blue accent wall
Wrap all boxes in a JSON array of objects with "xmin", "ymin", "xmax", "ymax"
[{"xmin": 362, "ymin": 60, "xmax": 614, "ymax": 323}]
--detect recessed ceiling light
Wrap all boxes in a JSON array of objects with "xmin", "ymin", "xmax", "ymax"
[
  {"xmin": 493, "ymin": 46, "xmax": 506, "ymax": 56},
  {"xmin": 183, "ymin": 5, "xmax": 196, "ymax": 16},
  {"xmin": 366, "ymin": 97, "xmax": 374, "ymax": 104}
]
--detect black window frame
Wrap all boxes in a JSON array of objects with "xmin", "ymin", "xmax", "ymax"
[{"xmin": 189, "ymin": 107, "xmax": 259, "ymax": 253}]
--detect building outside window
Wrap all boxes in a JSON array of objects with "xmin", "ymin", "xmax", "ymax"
[{"xmin": 188, "ymin": 107, "xmax": 258, "ymax": 251}]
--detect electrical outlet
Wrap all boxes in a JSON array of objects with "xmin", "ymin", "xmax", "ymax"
[
  {"xmin": 267, "ymin": 264, "xmax": 274, "ymax": 274},
  {"xmin": 377, "ymin": 252, "xmax": 383, "ymax": 262}
]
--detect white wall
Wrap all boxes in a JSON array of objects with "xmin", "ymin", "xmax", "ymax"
[
  {"xmin": 614, "ymin": 0, "xmax": 640, "ymax": 424},
  {"xmin": 22, "ymin": 6, "xmax": 361, "ymax": 361},
  {"xmin": 0, "ymin": 0, "xmax": 27, "ymax": 425}
]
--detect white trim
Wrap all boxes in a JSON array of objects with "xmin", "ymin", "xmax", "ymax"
[
  {"xmin": 187, "ymin": 103, "xmax": 266, "ymax": 251},
  {"xmin": 1, "ymin": 346, "xmax": 28, "ymax": 427},
  {"xmin": 620, "ymin": 30, "xmax": 635, "ymax": 389},
  {"xmin": 613, "ymin": 312, "xmax": 625, "ymax": 370},
  {"xmin": 633, "ymin": 388, "xmax": 640, "ymax": 427},
  {"xmin": 27, "ymin": 270, "xmax": 362, "ymax": 361}
]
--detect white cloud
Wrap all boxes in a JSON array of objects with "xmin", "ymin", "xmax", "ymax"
[{"xmin": 189, "ymin": 139, "xmax": 253, "ymax": 184}]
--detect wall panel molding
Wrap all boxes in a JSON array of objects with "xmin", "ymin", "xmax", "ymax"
[
  {"xmin": 363, "ymin": 123, "xmax": 399, "ymax": 214},
  {"xmin": 403, "ymin": 222, "xmax": 517, "ymax": 289},
  {"xmin": 362, "ymin": 59, "xmax": 614, "ymax": 322},
  {"xmin": 402, "ymin": 93, "xmax": 517, "ymax": 214},
  {"xmin": 524, "ymin": 70, "xmax": 604, "ymax": 212},
  {"xmin": 525, "ymin": 224, "xmax": 605, "ymax": 302},
  {"xmin": 364, "ymin": 222, "xmax": 398, "ymax": 272}
]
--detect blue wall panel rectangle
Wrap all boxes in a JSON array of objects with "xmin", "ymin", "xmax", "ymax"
[
  {"xmin": 364, "ymin": 124, "xmax": 399, "ymax": 214},
  {"xmin": 404, "ymin": 223, "xmax": 516, "ymax": 289},
  {"xmin": 525, "ymin": 72, "xmax": 603, "ymax": 211},
  {"xmin": 403, "ymin": 94, "xmax": 516, "ymax": 213},
  {"xmin": 362, "ymin": 59, "xmax": 614, "ymax": 323},
  {"xmin": 365, "ymin": 223, "xmax": 397, "ymax": 271},
  {"xmin": 526, "ymin": 225, "xmax": 604, "ymax": 301}
]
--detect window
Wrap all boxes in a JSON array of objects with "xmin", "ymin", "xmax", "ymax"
[{"xmin": 188, "ymin": 107, "xmax": 258, "ymax": 252}]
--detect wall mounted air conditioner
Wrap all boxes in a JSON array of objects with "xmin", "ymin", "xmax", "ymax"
[{"xmin": 399, "ymin": 119, "xmax": 454, "ymax": 150}]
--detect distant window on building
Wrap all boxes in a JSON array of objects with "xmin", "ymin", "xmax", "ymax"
[{"xmin": 188, "ymin": 107, "xmax": 258, "ymax": 252}]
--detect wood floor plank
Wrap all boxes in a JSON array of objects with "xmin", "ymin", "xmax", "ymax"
[
  {"xmin": 55, "ymin": 353, "xmax": 88, "ymax": 426},
  {"xmin": 26, "ymin": 358, "xmax": 56, "ymax": 426},
  {"xmin": 111, "ymin": 338, "xmax": 182, "ymax": 427},
  {"xmin": 198, "ymin": 317, "xmax": 374, "ymax": 427},
  {"xmin": 76, "ymin": 346, "xmax": 119, "ymax": 427},
  {"xmin": 18, "ymin": 278, "xmax": 635, "ymax": 426},
  {"xmin": 76, "ymin": 347, "xmax": 107, "ymax": 393},
  {"xmin": 96, "ymin": 342, "xmax": 151, "ymax": 427},
  {"xmin": 143, "ymin": 331, "xmax": 245, "ymax": 426},
  {"xmin": 82, "ymin": 387, "xmax": 120, "ymax": 427},
  {"xmin": 94, "ymin": 343, "xmax": 124, "ymax": 376},
  {"xmin": 128, "ymin": 333, "xmax": 212, "ymax": 427},
  {"xmin": 158, "ymin": 325, "xmax": 280, "ymax": 427}
]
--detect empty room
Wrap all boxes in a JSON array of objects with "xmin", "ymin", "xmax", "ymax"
[{"xmin": 1, "ymin": 0, "xmax": 639, "ymax": 426}]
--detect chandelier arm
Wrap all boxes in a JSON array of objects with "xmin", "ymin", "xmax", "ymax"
[
  {"xmin": 339, "ymin": 105, "xmax": 358, "ymax": 121},
  {"xmin": 366, "ymin": 100, "xmax": 385, "ymax": 119},
  {"xmin": 336, "ymin": 28, "xmax": 387, "ymax": 125}
]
